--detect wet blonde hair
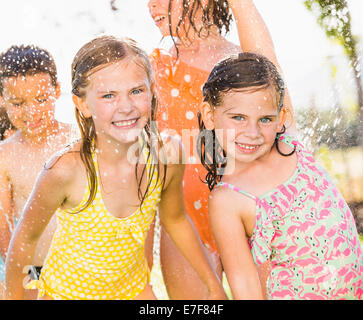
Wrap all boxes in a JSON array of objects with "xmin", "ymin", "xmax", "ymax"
[{"xmin": 71, "ymin": 35, "xmax": 165, "ymax": 211}]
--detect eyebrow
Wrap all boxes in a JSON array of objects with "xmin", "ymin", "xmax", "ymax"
[
  {"xmin": 96, "ymin": 83, "xmax": 147, "ymax": 94},
  {"xmin": 226, "ymin": 112, "xmax": 277, "ymax": 118}
]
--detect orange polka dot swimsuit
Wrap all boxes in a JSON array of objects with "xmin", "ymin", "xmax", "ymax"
[
  {"xmin": 150, "ymin": 48, "xmax": 217, "ymax": 252},
  {"xmin": 28, "ymin": 142, "xmax": 161, "ymax": 300}
]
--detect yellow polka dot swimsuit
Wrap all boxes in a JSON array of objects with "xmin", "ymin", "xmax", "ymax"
[{"xmin": 28, "ymin": 142, "xmax": 162, "ymax": 300}]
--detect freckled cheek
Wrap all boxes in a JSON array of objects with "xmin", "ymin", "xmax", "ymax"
[
  {"xmin": 135, "ymin": 98, "xmax": 152, "ymax": 118},
  {"xmin": 5, "ymin": 107, "xmax": 24, "ymax": 124}
]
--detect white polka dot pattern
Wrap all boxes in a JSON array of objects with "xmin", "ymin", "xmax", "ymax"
[{"xmin": 32, "ymin": 145, "xmax": 162, "ymax": 300}]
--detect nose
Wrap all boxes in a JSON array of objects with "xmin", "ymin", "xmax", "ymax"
[
  {"xmin": 148, "ymin": 0, "xmax": 157, "ymax": 10},
  {"xmin": 116, "ymin": 96, "xmax": 135, "ymax": 115},
  {"xmin": 243, "ymin": 121, "xmax": 261, "ymax": 139}
]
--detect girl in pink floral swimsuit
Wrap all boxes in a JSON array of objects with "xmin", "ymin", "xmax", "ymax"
[{"xmin": 198, "ymin": 52, "xmax": 363, "ymax": 299}]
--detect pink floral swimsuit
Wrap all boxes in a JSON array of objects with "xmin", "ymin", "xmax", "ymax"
[{"xmin": 218, "ymin": 134, "xmax": 363, "ymax": 299}]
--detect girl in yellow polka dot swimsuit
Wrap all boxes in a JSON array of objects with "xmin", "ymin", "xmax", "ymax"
[{"xmin": 5, "ymin": 36, "xmax": 226, "ymax": 300}]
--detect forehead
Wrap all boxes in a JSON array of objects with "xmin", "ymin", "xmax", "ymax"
[
  {"xmin": 2, "ymin": 73, "xmax": 54, "ymax": 97},
  {"xmin": 219, "ymin": 87, "xmax": 279, "ymax": 111},
  {"xmin": 88, "ymin": 59, "xmax": 149, "ymax": 88}
]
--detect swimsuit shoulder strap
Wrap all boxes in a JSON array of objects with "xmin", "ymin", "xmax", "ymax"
[{"xmin": 216, "ymin": 182, "xmax": 257, "ymax": 201}]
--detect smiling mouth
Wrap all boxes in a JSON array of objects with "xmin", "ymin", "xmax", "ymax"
[
  {"xmin": 26, "ymin": 119, "xmax": 43, "ymax": 129},
  {"xmin": 153, "ymin": 15, "xmax": 166, "ymax": 24},
  {"xmin": 235, "ymin": 142, "xmax": 260, "ymax": 152},
  {"xmin": 112, "ymin": 118, "xmax": 138, "ymax": 128}
]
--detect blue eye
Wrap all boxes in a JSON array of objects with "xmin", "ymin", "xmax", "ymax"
[
  {"xmin": 232, "ymin": 115, "xmax": 244, "ymax": 121},
  {"xmin": 260, "ymin": 117, "xmax": 272, "ymax": 124},
  {"xmin": 131, "ymin": 88, "xmax": 143, "ymax": 95},
  {"xmin": 102, "ymin": 93, "xmax": 114, "ymax": 99}
]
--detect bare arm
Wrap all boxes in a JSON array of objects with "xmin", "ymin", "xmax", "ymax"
[
  {"xmin": 209, "ymin": 189, "xmax": 263, "ymax": 299},
  {"xmin": 4, "ymin": 155, "xmax": 72, "ymax": 300},
  {"xmin": 158, "ymin": 140, "xmax": 226, "ymax": 299},
  {"xmin": 228, "ymin": 0, "xmax": 296, "ymax": 130},
  {"xmin": 0, "ymin": 155, "xmax": 14, "ymax": 260}
]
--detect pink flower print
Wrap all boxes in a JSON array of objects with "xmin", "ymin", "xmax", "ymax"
[
  {"xmin": 272, "ymin": 289, "xmax": 296, "ymax": 299},
  {"xmin": 323, "ymin": 200, "xmax": 332, "ymax": 209},
  {"xmin": 288, "ymin": 184, "xmax": 298, "ymax": 196},
  {"xmin": 279, "ymin": 185, "xmax": 292, "ymax": 202},
  {"xmin": 333, "ymin": 236, "xmax": 345, "ymax": 249},
  {"xmin": 327, "ymin": 226, "xmax": 337, "ymax": 238},
  {"xmin": 294, "ymin": 258, "xmax": 318, "ymax": 267},
  {"xmin": 318, "ymin": 209, "xmax": 331, "ymax": 220},
  {"xmin": 335, "ymin": 287, "xmax": 350, "ymax": 298},
  {"xmin": 338, "ymin": 199, "xmax": 345, "ymax": 209},
  {"xmin": 355, "ymin": 287, "xmax": 363, "ymax": 299},
  {"xmin": 287, "ymin": 225, "xmax": 298, "ymax": 235},
  {"xmin": 299, "ymin": 220, "xmax": 315, "ymax": 233},
  {"xmin": 286, "ymin": 245, "xmax": 298, "ymax": 255},
  {"xmin": 342, "ymin": 248, "xmax": 351, "ymax": 257},
  {"xmin": 297, "ymin": 246, "xmax": 310, "ymax": 257},
  {"xmin": 344, "ymin": 271, "xmax": 356, "ymax": 283},
  {"xmin": 275, "ymin": 270, "xmax": 294, "ymax": 286},
  {"xmin": 298, "ymin": 291, "xmax": 325, "ymax": 300},
  {"xmin": 305, "ymin": 156, "xmax": 315, "ymax": 163},
  {"xmin": 316, "ymin": 273, "xmax": 333, "ymax": 284},
  {"xmin": 314, "ymin": 225, "xmax": 326, "ymax": 237},
  {"xmin": 337, "ymin": 266, "xmax": 349, "ymax": 277},
  {"xmin": 311, "ymin": 266, "xmax": 324, "ymax": 274}
]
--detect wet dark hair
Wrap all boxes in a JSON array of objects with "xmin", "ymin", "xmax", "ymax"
[
  {"xmin": 71, "ymin": 35, "xmax": 166, "ymax": 212},
  {"xmin": 0, "ymin": 45, "xmax": 58, "ymax": 95},
  {"xmin": 0, "ymin": 107, "xmax": 15, "ymax": 140},
  {"xmin": 168, "ymin": 0, "xmax": 233, "ymax": 54},
  {"xmin": 197, "ymin": 52, "xmax": 294, "ymax": 191}
]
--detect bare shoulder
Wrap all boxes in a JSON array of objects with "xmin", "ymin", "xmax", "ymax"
[
  {"xmin": 158, "ymin": 134, "xmax": 185, "ymax": 189},
  {"xmin": 0, "ymin": 132, "xmax": 22, "ymax": 172},
  {"xmin": 208, "ymin": 183, "xmax": 255, "ymax": 220},
  {"xmin": 159, "ymin": 133, "xmax": 184, "ymax": 165},
  {"xmin": 55, "ymin": 122, "xmax": 79, "ymax": 143},
  {"xmin": 208, "ymin": 186, "xmax": 237, "ymax": 216},
  {"xmin": 42, "ymin": 140, "xmax": 84, "ymax": 184}
]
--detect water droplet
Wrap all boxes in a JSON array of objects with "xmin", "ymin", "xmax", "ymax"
[{"xmin": 171, "ymin": 88, "xmax": 179, "ymax": 97}]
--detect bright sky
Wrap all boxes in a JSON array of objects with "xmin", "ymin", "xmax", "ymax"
[{"xmin": 0, "ymin": 0, "xmax": 362, "ymax": 124}]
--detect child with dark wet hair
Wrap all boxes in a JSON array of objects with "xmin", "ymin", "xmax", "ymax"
[
  {"xmin": 0, "ymin": 45, "xmax": 76, "ymax": 299},
  {"xmin": 198, "ymin": 52, "xmax": 362, "ymax": 299}
]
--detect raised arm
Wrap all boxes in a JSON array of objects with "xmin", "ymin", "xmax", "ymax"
[
  {"xmin": 228, "ymin": 0, "xmax": 296, "ymax": 130},
  {"xmin": 208, "ymin": 188, "xmax": 263, "ymax": 299},
  {"xmin": 4, "ymin": 154, "xmax": 72, "ymax": 300},
  {"xmin": 158, "ymin": 139, "xmax": 226, "ymax": 299}
]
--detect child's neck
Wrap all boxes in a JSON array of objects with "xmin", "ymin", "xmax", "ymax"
[
  {"xmin": 174, "ymin": 26, "xmax": 226, "ymax": 54},
  {"xmin": 225, "ymin": 146, "xmax": 276, "ymax": 177},
  {"xmin": 95, "ymin": 135, "xmax": 136, "ymax": 165},
  {"xmin": 19, "ymin": 120, "xmax": 62, "ymax": 146}
]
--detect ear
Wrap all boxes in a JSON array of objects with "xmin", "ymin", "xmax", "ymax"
[
  {"xmin": 200, "ymin": 102, "xmax": 215, "ymax": 130},
  {"xmin": 72, "ymin": 94, "xmax": 92, "ymax": 118},
  {"xmin": 277, "ymin": 106, "xmax": 288, "ymax": 131}
]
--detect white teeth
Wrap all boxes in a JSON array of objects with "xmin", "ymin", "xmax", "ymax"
[
  {"xmin": 236, "ymin": 143, "xmax": 257, "ymax": 150},
  {"xmin": 113, "ymin": 119, "xmax": 137, "ymax": 127},
  {"xmin": 154, "ymin": 15, "xmax": 165, "ymax": 23}
]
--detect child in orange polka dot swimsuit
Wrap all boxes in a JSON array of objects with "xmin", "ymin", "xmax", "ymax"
[
  {"xmin": 147, "ymin": 0, "xmax": 295, "ymax": 299},
  {"xmin": 4, "ymin": 36, "xmax": 226, "ymax": 300}
]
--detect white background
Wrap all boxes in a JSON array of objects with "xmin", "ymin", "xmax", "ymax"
[{"xmin": 0, "ymin": 0, "xmax": 362, "ymax": 124}]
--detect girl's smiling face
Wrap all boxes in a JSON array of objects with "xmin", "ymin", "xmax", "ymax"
[
  {"xmin": 148, "ymin": 0, "xmax": 184, "ymax": 37},
  {"xmin": 79, "ymin": 59, "xmax": 153, "ymax": 145},
  {"xmin": 204, "ymin": 86, "xmax": 286, "ymax": 165}
]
